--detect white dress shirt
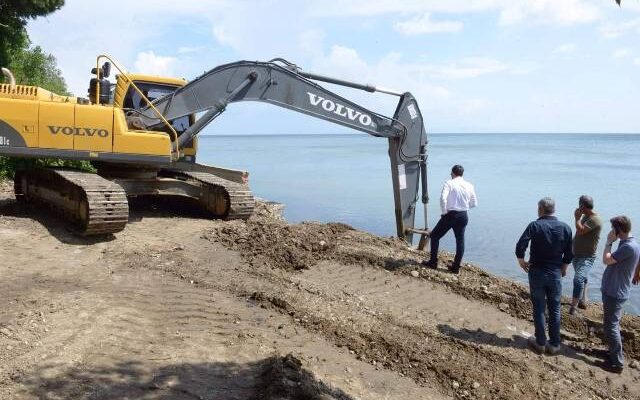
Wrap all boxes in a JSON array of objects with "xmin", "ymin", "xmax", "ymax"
[{"xmin": 440, "ymin": 176, "xmax": 478, "ymax": 215}]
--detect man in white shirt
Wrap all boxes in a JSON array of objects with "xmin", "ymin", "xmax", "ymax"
[{"xmin": 423, "ymin": 164, "xmax": 478, "ymax": 274}]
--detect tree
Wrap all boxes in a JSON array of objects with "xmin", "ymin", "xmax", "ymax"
[
  {"xmin": 9, "ymin": 45, "xmax": 70, "ymax": 95},
  {"xmin": 0, "ymin": 0, "xmax": 65, "ymax": 70}
]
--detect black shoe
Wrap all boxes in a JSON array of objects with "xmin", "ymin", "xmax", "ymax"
[
  {"xmin": 421, "ymin": 260, "xmax": 437, "ymax": 269},
  {"xmin": 448, "ymin": 265, "xmax": 461, "ymax": 274},
  {"xmin": 596, "ymin": 360, "xmax": 623, "ymax": 374},
  {"xmin": 578, "ymin": 300, "xmax": 588, "ymax": 310}
]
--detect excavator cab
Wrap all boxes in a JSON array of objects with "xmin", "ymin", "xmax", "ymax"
[{"xmin": 109, "ymin": 70, "xmax": 198, "ymax": 162}]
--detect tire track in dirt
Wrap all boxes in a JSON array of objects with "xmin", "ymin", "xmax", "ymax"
[
  {"xmin": 209, "ymin": 213, "xmax": 640, "ymax": 363},
  {"xmin": 198, "ymin": 218, "xmax": 640, "ymax": 400},
  {"xmin": 1, "ymin": 216, "xmax": 440, "ymax": 398},
  {"xmin": 3, "ymin": 190, "xmax": 639, "ymax": 399},
  {"xmin": 113, "ymin": 222, "xmax": 445, "ymax": 400}
]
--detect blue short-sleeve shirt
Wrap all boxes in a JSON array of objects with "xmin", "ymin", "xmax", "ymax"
[{"xmin": 601, "ymin": 237, "xmax": 640, "ymax": 300}]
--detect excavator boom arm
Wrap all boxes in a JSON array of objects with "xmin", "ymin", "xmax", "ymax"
[{"xmin": 134, "ymin": 60, "xmax": 428, "ymax": 243}]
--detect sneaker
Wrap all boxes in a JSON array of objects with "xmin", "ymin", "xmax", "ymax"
[
  {"xmin": 421, "ymin": 260, "xmax": 437, "ymax": 269},
  {"xmin": 527, "ymin": 336, "xmax": 545, "ymax": 354},
  {"xmin": 545, "ymin": 343, "xmax": 561, "ymax": 355},
  {"xmin": 595, "ymin": 359, "xmax": 623, "ymax": 374},
  {"xmin": 578, "ymin": 300, "xmax": 588, "ymax": 310}
]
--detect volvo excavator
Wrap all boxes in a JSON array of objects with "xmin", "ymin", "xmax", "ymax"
[{"xmin": 0, "ymin": 56, "xmax": 428, "ymax": 243}]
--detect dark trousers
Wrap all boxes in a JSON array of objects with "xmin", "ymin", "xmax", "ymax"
[
  {"xmin": 602, "ymin": 293, "xmax": 626, "ymax": 367},
  {"xmin": 429, "ymin": 210, "xmax": 468, "ymax": 267},
  {"xmin": 529, "ymin": 268, "xmax": 562, "ymax": 347}
]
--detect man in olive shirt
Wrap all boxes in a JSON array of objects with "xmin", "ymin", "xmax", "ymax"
[{"xmin": 570, "ymin": 195, "xmax": 602, "ymax": 315}]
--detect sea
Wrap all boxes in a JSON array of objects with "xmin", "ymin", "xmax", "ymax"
[{"xmin": 198, "ymin": 133, "xmax": 640, "ymax": 315}]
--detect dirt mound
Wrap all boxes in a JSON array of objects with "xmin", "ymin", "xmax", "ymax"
[
  {"xmin": 208, "ymin": 219, "xmax": 353, "ymax": 271},
  {"xmin": 207, "ymin": 214, "xmax": 410, "ymax": 271},
  {"xmin": 207, "ymin": 199, "xmax": 415, "ymax": 272},
  {"xmin": 208, "ymin": 203, "xmax": 640, "ymax": 362},
  {"xmin": 252, "ymin": 354, "xmax": 353, "ymax": 400}
]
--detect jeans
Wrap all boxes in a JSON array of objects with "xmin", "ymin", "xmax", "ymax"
[
  {"xmin": 429, "ymin": 210, "xmax": 468, "ymax": 267},
  {"xmin": 602, "ymin": 293, "xmax": 626, "ymax": 367},
  {"xmin": 572, "ymin": 256, "xmax": 595, "ymax": 299},
  {"xmin": 528, "ymin": 267, "xmax": 562, "ymax": 346}
]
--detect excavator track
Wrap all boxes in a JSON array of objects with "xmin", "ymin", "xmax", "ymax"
[
  {"xmin": 161, "ymin": 170, "xmax": 255, "ymax": 220},
  {"xmin": 14, "ymin": 168, "xmax": 129, "ymax": 235}
]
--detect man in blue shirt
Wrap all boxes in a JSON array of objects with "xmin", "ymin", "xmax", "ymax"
[
  {"xmin": 515, "ymin": 197, "xmax": 573, "ymax": 355},
  {"xmin": 598, "ymin": 215, "xmax": 640, "ymax": 373}
]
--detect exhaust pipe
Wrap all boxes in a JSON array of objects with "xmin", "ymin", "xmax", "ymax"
[{"xmin": 1, "ymin": 68, "xmax": 16, "ymax": 86}]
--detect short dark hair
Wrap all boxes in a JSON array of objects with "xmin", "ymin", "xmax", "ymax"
[
  {"xmin": 451, "ymin": 165, "xmax": 464, "ymax": 176},
  {"xmin": 610, "ymin": 215, "xmax": 632, "ymax": 234},
  {"xmin": 538, "ymin": 197, "xmax": 555, "ymax": 215},
  {"xmin": 579, "ymin": 195, "xmax": 594, "ymax": 209}
]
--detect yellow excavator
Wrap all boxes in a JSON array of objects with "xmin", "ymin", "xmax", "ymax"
[{"xmin": 0, "ymin": 56, "xmax": 428, "ymax": 243}]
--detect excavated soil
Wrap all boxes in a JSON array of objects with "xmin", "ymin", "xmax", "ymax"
[{"xmin": 1, "ymin": 181, "xmax": 640, "ymax": 399}]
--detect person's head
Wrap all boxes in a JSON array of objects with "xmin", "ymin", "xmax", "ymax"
[
  {"xmin": 578, "ymin": 195, "xmax": 594, "ymax": 212},
  {"xmin": 451, "ymin": 164, "xmax": 464, "ymax": 178},
  {"xmin": 538, "ymin": 197, "xmax": 555, "ymax": 217},
  {"xmin": 610, "ymin": 215, "xmax": 632, "ymax": 236}
]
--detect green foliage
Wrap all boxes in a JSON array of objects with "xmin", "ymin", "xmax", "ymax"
[
  {"xmin": 0, "ymin": 157, "xmax": 95, "ymax": 180},
  {"xmin": 0, "ymin": 0, "xmax": 65, "ymax": 71},
  {"xmin": 9, "ymin": 45, "xmax": 70, "ymax": 95},
  {"xmin": 0, "ymin": 2, "xmax": 88, "ymax": 181},
  {"xmin": 0, "ymin": 42, "xmax": 77, "ymax": 181}
]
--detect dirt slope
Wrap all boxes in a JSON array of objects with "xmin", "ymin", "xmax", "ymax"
[{"xmin": 0, "ymin": 182, "xmax": 639, "ymax": 399}]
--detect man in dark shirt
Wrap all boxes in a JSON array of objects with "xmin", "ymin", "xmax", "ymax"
[{"xmin": 515, "ymin": 197, "xmax": 573, "ymax": 355}]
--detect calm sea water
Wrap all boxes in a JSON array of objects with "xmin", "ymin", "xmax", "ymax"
[{"xmin": 198, "ymin": 133, "xmax": 640, "ymax": 314}]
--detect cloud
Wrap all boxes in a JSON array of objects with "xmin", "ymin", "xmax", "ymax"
[
  {"xmin": 133, "ymin": 51, "xmax": 177, "ymax": 76},
  {"xmin": 613, "ymin": 48, "xmax": 631, "ymax": 59},
  {"xmin": 635, "ymin": 58, "xmax": 640, "ymax": 66},
  {"xmin": 309, "ymin": 45, "xmax": 506, "ymax": 124},
  {"xmin": 307, "ymin": 0, "xmax": 498, "ymax": 17},
  {"xmin": 310, "ymin": 0, "xmax": 602, "ymax": 26},
  {"xmin": 394, "ymin": 13, "xmax": 463, "ymax": 35},
  {"xmin": 421, "ymin": 57, "xmax": 510, "ymax": 80},
  {"xmin": 553, "ymin": 43, "xmax": 576, "ymax": 54},
  {"xmin": 599, "ymin": 17, "xmax": 640, "ymax": 39},
  {"xmin": 177, "ymin": 46, "xmax": 203, "ymax": 54},
  {"xmin": 498, "ymin": 0, "xmax": 601, "ymax": 25}
]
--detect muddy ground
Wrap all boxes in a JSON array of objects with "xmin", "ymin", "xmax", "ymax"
[{"xmin": 1, "ymin": 180, "xmax": 639, "ymax": 399}]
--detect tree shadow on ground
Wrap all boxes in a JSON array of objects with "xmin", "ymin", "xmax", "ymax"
[
  {"xmin": 437, "ymin": 324, "xmax": 600, "ymax": 367},
  {"xmin": 14, "ymin": 354, "xmax": 353, "ymax": 400}
]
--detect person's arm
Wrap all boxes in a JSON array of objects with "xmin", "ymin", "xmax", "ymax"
[
  {"xmin": 632, "ymin": 260, "xmax": 640, "ymax": 285},
  {"xmin": 574, "ymin": 211, "xmax": 594, "ymax": 236},
  {"xmin": 603, "ymin": 230, "xmax": 619, "ymax": 266},
  {"xmin": 561, "ymin": 226, "xmax": 573, "ymax": 277},
  {"xmin": 469, "ymin": 184, "xmax": 478, "ymax": 209},
  {"xmin": 440, "ymin": 182, "xmax": 450, "ymax": 216},
  {"xmin": 516, "ymin": 223, "xmax": 533, "ymax": 272}
]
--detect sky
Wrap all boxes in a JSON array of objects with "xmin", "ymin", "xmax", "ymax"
[{"xmin": 26, "ymin": 0, "xmax": 640, "ymax": 134}]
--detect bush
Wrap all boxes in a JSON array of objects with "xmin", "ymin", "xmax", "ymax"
[{"xmin": 0, "ymin": 156, "xmax": 95, "ymax": 180}]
